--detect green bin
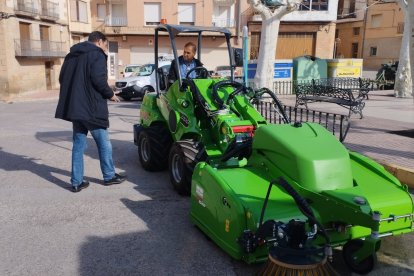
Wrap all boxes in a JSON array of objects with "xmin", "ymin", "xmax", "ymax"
[{"xmin": 293, "ymin": 55, "xmax": 327, "ymax": 81}]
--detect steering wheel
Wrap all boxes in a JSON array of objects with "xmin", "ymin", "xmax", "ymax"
[
  {"xmin": 185, "ymin": 66, "xmax": 210, "ymax": 79},
  {"xmin": 212, "ymin": 80, "xmax": 245, "ymax": 109}
]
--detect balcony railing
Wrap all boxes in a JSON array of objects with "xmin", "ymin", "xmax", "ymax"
[
  {"xmin": 212, "ymin": 17, "xmax": 235, "ymax": 28},
  {"xmin": 337, "ymin": 7, "xmax": 357, "ymax": 19},
  {"xmin": 15, "ymin": 39, "xmax": 66, "ymax": 57},
  {"xmin": 104, "ymin": 16, "xmax": 127, "ymax": 27},
  {"xmin": 41, "ymin": 0, "xmax": 59, "ymax": 20},
  {"xmin": 14, "ymin": 0, "xmax": 39, "ymax": 16}
]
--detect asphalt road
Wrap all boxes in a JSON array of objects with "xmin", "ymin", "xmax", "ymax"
[{"xmin": 0, "ymin": 99, "xmax": 413, "ymax": 275}]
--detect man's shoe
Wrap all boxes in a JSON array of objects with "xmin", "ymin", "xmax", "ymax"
[
  {"xmin": 104, "ymin": 173, "xmax": 126, "ymax": 186},
  {"xmin": 72, "ymin": 180, "xmax": 90, "ymax": 193}
]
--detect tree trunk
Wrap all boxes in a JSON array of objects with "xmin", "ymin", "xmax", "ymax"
[
  {"xmin": 408, "ymin": 0, "xmax": 414, "ymax": 99},
  {"xmin": 255, "ymin": 17, "xmax": 281, "ymax": 89},
  {"xmin": 394, "ymin": 0, "xmax": 412, "ymax": 98}
]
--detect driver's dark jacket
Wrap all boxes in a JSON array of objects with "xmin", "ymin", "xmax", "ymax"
[
  {"xmin": 55, "ymin": 41, "xmax": 114, "ymax": 128},
  {"xmin": 168, "ymin": 55, "xmax": 203, "ymax": 83}
]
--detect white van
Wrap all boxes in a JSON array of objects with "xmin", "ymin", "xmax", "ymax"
[
  {"xmin": 122, "ymin": 64, "xmax": 141, "ymax": 78},
  {"xmin": 114, "ymin": 61, "xmax": 171, "ymax": 100}
]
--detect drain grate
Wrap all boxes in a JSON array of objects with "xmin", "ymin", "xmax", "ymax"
[{"xmin": 387, "ymin": 129, "xmax": 414, "ymax": 138}]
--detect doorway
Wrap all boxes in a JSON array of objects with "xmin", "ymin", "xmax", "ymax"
[{"xmin": 45, "ymin": 61, "xmax": 53, "ymax": 89}]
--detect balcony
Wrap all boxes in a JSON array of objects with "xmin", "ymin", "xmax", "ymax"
[
  {"xmin": 212, "ymin": 17, "xmax": 235, "ymax": 28},
  {"xmin": 337, "ymin": 8, "xmax": 357, "ymax": 19},
  {"xmin": 15, "ymin": 39, "xmax": 66, "ymax": 57},
  {"xmin": 104, "ymin": 16, "xmax": 127, "ymax": 27},
  {"xmin": 14, "ymin": 0, "xmax": 39, "ymax": 17},
  {"xmin": 213, "ymin": 0, "xmax": 235, "ymax": 5},
  {"xmin": 41, "ymin": 0, "xmax": 59, "ymax": 20}
]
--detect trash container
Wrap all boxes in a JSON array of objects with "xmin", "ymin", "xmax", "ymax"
[
  {"xmin": 327, "ymin": 59, "xmax": 363, "ymax": 78},
  {"xmin": 293, "ymin": 55, "xmax": 327, "ymax": 81}
]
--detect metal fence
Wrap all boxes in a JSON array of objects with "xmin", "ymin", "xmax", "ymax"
[
  {"xmin": 254, "ymin": 100, "xmax": 350, "ymax": 142},
  {"xmin": 245, "ymin": 77, "xmax": 373, "ymax": 95}
]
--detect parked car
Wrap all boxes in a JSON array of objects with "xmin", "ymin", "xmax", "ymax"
[
  {"xmin": 213, "ymin": 66, "xmax": 241, "ymax": 78},
  {"xmin": 115, "ymin": 61, "xmax": 171, "ymax": 100},
  {"xmin": 122, "ymin": 64, "xmax": 141, "ymax": 78}
]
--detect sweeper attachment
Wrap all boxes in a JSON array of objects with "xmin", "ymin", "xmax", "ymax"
[{"xmin": 134, "ymin": 24, "xmax": 414, "ymax": 275}]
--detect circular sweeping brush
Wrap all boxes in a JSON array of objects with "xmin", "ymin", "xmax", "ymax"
[
  {"xmin": 257, "ymin": 177, "xmax": 340, "ymax": 276},
  {"xmin": 258, "ymin": 253, "xmax": 337, "ymax": 276}
]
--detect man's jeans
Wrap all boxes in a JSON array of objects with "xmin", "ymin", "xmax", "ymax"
[{"xmin": 71, "ymin": 121, "xmax": 115, "ymax": 186}]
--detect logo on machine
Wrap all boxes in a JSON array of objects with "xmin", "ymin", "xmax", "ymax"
[{"xmin": 179, "ymin": 113, "xmax": 190, "ymax": 127}]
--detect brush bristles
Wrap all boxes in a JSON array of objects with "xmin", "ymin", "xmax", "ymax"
[{"xmin": 258, "ymin": 255, "xmax": 339, "ymax": 276}]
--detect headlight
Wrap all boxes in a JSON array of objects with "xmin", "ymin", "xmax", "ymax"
[{"xmin": 127, "ymin": 80, "xmax": 137, "ymax": 87}]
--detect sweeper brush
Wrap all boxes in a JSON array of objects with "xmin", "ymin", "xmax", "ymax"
[{"xmin": 134, "ymin": 24, "xmax": 414, "ymax": 275}]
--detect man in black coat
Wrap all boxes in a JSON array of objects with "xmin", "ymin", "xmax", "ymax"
[
  {"xmin": 168, "ymin": 42, "xmax": 203, "ymax": 84},
  {"xmin": 55, "ymin": 31, "xmax": 126, "ymax": 193}
]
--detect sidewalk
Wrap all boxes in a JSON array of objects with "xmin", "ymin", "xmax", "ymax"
[{"xmin": 5, "ymin": 88, "xmax": 414, "ymax": 187}]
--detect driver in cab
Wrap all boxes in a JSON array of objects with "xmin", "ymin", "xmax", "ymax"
[{"xmin": 168, "ymin": 42, "xmax": 203, "ymax": 84}]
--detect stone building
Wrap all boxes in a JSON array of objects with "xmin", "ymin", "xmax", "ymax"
[
  {"xmin": 0, "ymin": 0, "xmax": 340, "ymax": 98},
  {"xmin": 336, "ymin": 0, "xmax": 404, "ymax": 69}
]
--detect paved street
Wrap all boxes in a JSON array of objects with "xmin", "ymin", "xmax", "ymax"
[{"xmin": 0, "ymin": 96, "xmax": 413, "ymax": 275}]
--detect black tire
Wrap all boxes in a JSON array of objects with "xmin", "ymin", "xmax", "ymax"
[
  {"xmin": 140, "ymin": 86, "xmax": 153, "ymax": 99},
  {"xmin": 122, "ymin": 96, "xmax": 132, "ymax": 101},
  {"xmin": 342, "ymin": 239, "xmax": 377, "ymax": 275},
  {"xmin": 168, "ymin": 139, "xmax": 206, "ymax": 196},
  {"xmin": 138, "ymin": 125, "xmax": 172, "ymax": 171}
]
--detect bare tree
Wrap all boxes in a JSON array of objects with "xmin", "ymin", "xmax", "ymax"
[
  {"xmin": 408, "ymin": 0, "xmax": 414, "ymax": 100},
  {"xmin": 249, "ymin": 0, "xmax": 301, "ymax": 89},
  {"xmin": 394, "ymin": 0, "xmax": 412, "ymax": 98}
]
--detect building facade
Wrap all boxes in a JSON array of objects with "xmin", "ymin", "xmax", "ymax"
[
  {"xmin": 336, "ymin": 0, "xmax": 404, "ymax": 69},
  {"xmin": 0, "ymin": 0, "xmax": 70, "ymax": 99},
  {"xmin": 90, "ymin": 0, "xmax": 339, "ymax": 80},
  {"xmin": 0, "ymin": 0, "xmax": 340, "ymax": 98}
]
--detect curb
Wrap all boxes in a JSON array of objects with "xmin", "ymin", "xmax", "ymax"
[{"xmin": 381, "ymin": 162, "xmax": 414, "ymax": 189}]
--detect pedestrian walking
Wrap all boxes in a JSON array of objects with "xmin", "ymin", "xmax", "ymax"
[{"xmin": 55, "ymin": 31, "xmax": 126, "ymax": 192}]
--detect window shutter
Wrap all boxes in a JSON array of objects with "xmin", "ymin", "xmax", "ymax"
[
  {"xmin": 144, "ymin": 3, "xmax": 160, "ymax": 25},
  {"xmin": 70, "ymin": 0, "xmax": 77, "ymax": 21},
  {"xmin": 79, "ymin": 1, "xmax": 88, "ymax": 23},
  {"xmin": 178, "ymin": 4, "xmax": 194, "ymax": 24}
]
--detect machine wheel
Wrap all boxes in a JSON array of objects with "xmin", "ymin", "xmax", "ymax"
[
  {"xmin": 168, "ymin": 140, "xmax": 206, "ymax": 196},
  {"xmin": 138, "ymin": 125, "xmax": 172, "ymax": 171},
  {"xmin": 343, "ymin": 239, "xmax": 377, "ymax": 275}
]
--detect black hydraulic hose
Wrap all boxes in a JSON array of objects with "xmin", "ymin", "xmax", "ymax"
[
  {"xmin": 212, "ymin": 80, "xmax": 245, "ymax": 109},
  {"xmin": 181, "ymin": 79, "xmax": 210, "ymax": 114},
  {"xmin": 257, "ymin": 87, "xmax": 290, "ymax": 124},
  {"xmin": 258, "ymin": 177, "xmax": 330, "ymax": 244},
  {"xmin": 277, "ymin": 177, "xmax": 331, "ymax": 244}
]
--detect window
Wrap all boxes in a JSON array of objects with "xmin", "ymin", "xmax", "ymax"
[
  {"xmin": 144, "ymin": 3, "xmax": 160, "ymax": 26},
  {"xmin": 371, "ymin": 14, "xmax": 382, "ymax": 28},
  {"xmin": 212, "ymin": 4, "xmax": 234, "ymax": 27},
  {"xmin": 353, "ymin": 27, "xmax": 360, "ymax": 36},
  {"xmin": 351, "ymin": 43, "xmax": 358, "ymax": 58},
  {"xmin": 178, "ymin": 3, "xmax": 195, "ymax": 25},
  {"xmin": 397, "ymin": 22, "xmax": 404, "ymax": 34},
  {"xmin": 299, "ymin": 0, "xmax": 329, "ymax": 11},
  {"xmin": 70, "ymin": 0, "xmax": 88, "ymax": 23},
  {"xmin": 370, "ymin": 47, "xmax": 377, "ymax": 56},
  {"xmin": 349, "ymin": 0, "xmax": 355, "ymax": 15},
  {"xmin": 97, "ymin": 4, "xmax": 106, "ymax": 21}
]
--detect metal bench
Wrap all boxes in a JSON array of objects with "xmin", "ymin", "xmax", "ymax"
[{"xmin": 294, "ymin": 80, "xmax": 366, "ymax": 118}]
